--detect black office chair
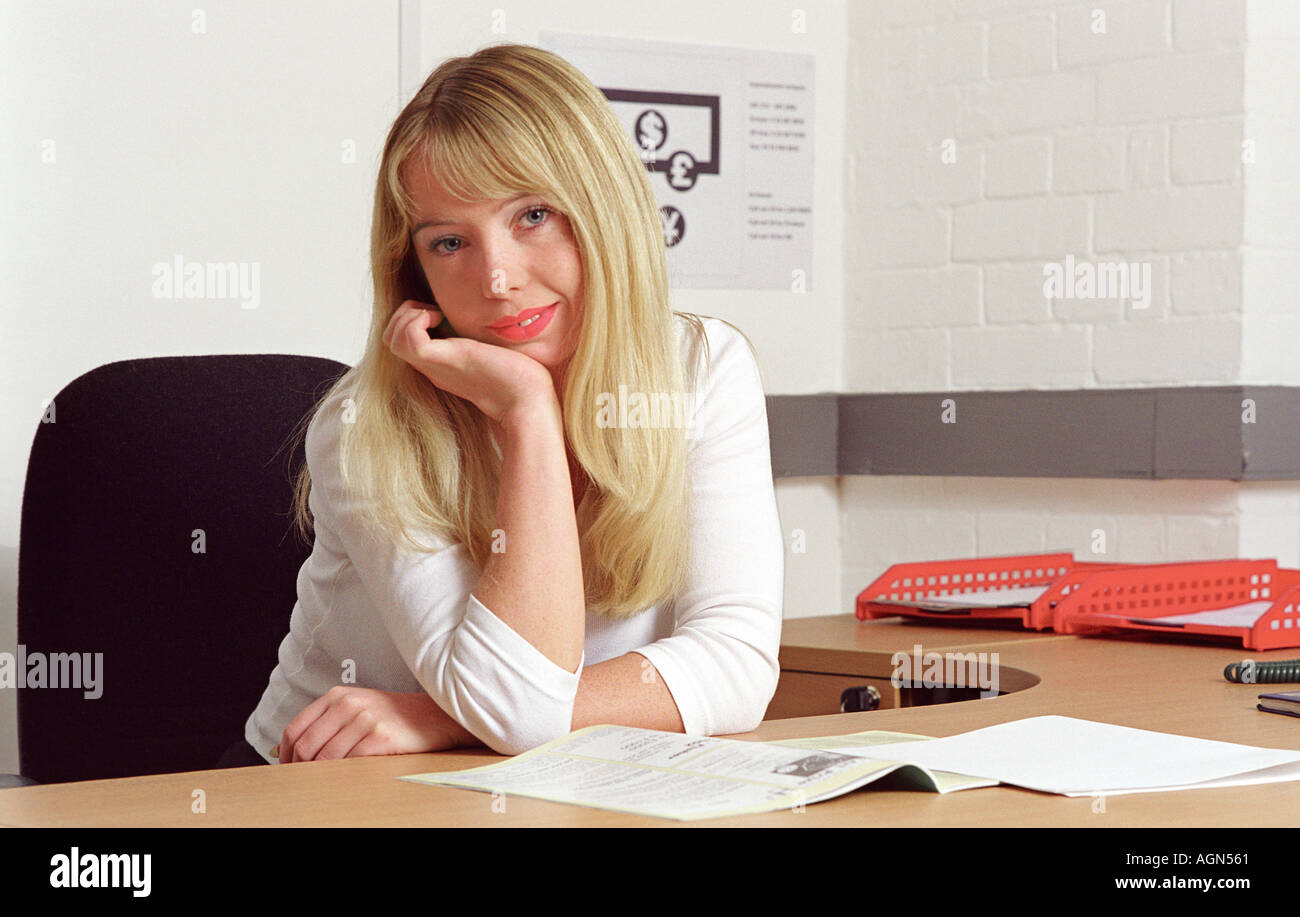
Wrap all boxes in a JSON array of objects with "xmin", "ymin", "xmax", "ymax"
[{"xmin": 14, "ymin": 354, "xmax": 348, "ymax": 784}]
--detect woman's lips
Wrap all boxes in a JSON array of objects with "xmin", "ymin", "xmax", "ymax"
[
  {"xmin": 488, "ymin": 303, "xmax": 555, "ymax": 329},
  {"xmin": 487, "ymin": 303, "xmax": 558, "ymax": 342}
]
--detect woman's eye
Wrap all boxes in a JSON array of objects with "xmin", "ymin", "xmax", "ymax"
[
  {"xmin": 427, "ymin": 207, "xmax": 552, "ymax": 255},
  {"xmin": 522, "ymin": 206, "xmax": 552, "ymax": 226}
]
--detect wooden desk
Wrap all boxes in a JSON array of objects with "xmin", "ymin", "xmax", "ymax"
[
  {"xmin": 766, "ymin": 616, "xmax": 1068, "ymax": 716},
  {"xmin": 3, "ymin": 615, "xmax": 1298, "ymax": 826}
]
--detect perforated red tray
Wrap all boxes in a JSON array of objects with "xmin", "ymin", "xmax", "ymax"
[{"xmin": 855, "ymin": 553, "xmax": 1300, "ymax": 649}]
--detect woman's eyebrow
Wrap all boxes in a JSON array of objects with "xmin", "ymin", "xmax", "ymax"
[{"xmin": 412, "ymin": 193, "xmax": 536, "ymax": 235}]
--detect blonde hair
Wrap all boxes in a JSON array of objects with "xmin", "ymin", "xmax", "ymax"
[{"xmin": 291, "ymin": 43, "xmax": 741, "ymax": 619}]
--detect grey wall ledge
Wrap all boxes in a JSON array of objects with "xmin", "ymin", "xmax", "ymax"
[{"xmin": 765, "ymin": 386, "xmax": 1300, "ymax": 481}]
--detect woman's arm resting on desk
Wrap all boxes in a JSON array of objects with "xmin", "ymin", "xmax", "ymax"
[
  {"xmin": 277, "ymin": 686, "xmax": 481, "ymax": 763},
  {"xmin": 279, "ymin": 652, "xmax": 682, "ymax": 762},
  {"xmin": 571, "ymin": 652, "xmax": 685, "ymax": 733}
]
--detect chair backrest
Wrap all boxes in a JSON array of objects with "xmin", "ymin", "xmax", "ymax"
[{"xmin": 17, "ymin": 354, "xmax": 349, "ymax": 783}]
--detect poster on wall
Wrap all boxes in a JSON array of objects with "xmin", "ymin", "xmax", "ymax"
[{"xmin": 539, "ymin": 31, "xmax": 815, "ymax": 291}]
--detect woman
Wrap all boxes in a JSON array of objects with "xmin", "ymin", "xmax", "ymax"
[{"xmin": 221, "ymin": 43, "xmax": 783, "ymax": 766}]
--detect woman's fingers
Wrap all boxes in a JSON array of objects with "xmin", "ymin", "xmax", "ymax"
[
  {"xmin": 279, "ymin": 692, "xmax": 332, "ymax": 764},
  {"xmin": 347, "ymin": 727, "xmax": 399, "ymax": 759},
  {"xmin": 283, "ymin": 691, "xmax": 368, "ymax": 763},
  {"xmin": 383, "ymin": 298, "xmax": 557, "ymax": 424},
  {"xmin": 312, "ymin": 708, "xmax": 378, "ymax": 761},
  {"xmin": 382, "ymin": 300, "xmax": 439, "ymax": 350}
]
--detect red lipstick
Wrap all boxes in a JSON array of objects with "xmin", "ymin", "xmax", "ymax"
[{"xmin": 486, "ymin": 303, "xmax": 558, "ymax": 342}]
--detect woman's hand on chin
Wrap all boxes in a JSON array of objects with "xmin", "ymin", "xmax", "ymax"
[{"xmin": 383, "ymin": 299, "xmax": 557, "ymax": 423}]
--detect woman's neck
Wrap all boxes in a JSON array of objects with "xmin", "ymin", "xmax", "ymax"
[{"xmin": 549, "ymin": 364, "xmax": 568, "ymax": 403}]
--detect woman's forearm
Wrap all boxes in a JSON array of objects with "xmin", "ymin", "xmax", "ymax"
[
  {"xmin": 472, "ymin": 392, "xmax": 585, "ymax": 672},
  {"xmin": 571, "ymin": 653, "xmax": 686, "ymax": 733}
]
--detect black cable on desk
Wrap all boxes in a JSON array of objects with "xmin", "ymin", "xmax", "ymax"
[{"xmin": 1223, "ymin": 659, "xmax": 1300, "ymax": 684}]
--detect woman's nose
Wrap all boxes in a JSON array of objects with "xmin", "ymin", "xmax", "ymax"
[{"xmin": 479, "ymin": 237, "xmax": 524, "ymax": 299}]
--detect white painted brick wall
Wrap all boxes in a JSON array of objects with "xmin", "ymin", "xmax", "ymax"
[
  {"xmin": 917, "ymin": 20, "xmax": 986, "ymax": 86},
  {"xmin": 976, "ymin": 512, "xmax": 1048, "ymax": 554},
  {"xmin": 984, "ymin": 261, "xmax": 1054, "ymax": 323},
  {"xmin": 841, "ymin": 1, "xmax": 1296, "ymax": 601},
  {"xmin": 1126, "ymin": 126, "xmax": 1169, "ymax": 188},
  {"xmin": 953, "ymin": 196, "xmax": 1090, "ymax": 259},
  {"xmin": 1055, "ymin": 0, "xmax": 1169, "ymax": 69},
  {"xmin": 958, "ymin": 71, "xmax": 1094, "ymax": 135},
  {"xmin": 984, "ymin": 135, "xmax": 1051, "ymax": 197},
  {"xmin": 843, "ymin": 326, "xmax": 950, "ymax": 391},
  {"xmin": 1173, "ymin": 0, "xmax": 1246, "ymax": 49},
  {"xmin": 916, "ymin": 143, "xmax": 984, "ymax": 205},
  {"xmin": 775, "ymin": 479, "xmax": 843, "ymax": 619},
  {"xmin": 1046, "ymin": 513, "xmax": 1118, "ymax": 559},
  {"xmin": 1242, "ymin": 1, "xmax": 1300, "ymax": 385},
  {"xmin": 951, "ymin": 323, "xmax": 1091, "ymax": 387},
  {"xmin": 1094, "ymin": 316, "xmax": 1241, "ymax": 383},
  {"xmin": 1170, "ymin": 252, "xmax": 1241, "ymax": 315},
  {"xmin": 1171, "ymin": 119, "xmax": 1243, "ymax": 184},
  {"xmin": 1096, "ymin": 52, "xmax": 1244, "ymax": 123},
  {"xmin": 1053, "ymin": 129, "xmax": 1126, "ymax": 193},
  {"xmin": 1240, "ymin": 514, "xmax": 1300, "ymax": 570},
  {"xmin": 1120, "ymin": 254, "xmax": 1171, "ymax": 321},
  {"xmin": 1095, "ymin": 186, "xmax": 1243, "ymax": 252},
  {"xmin": 987, "ymin": 13, "xmax": 1054, "ymax": 78},
  {"xmin": 1115, "ymin": 514, "xmax": 1169, "ymax": 562},
  {"xmin": 868, "ymin": 267, "xmax": 982, "ymax": 329},
  {"xmin": 1166, "ymin": 515, "xmax": 1240, "ymax": 560},
  {"xmin": 839, "ymin": 477, "xmax": 1259, "ymax": 616},
  {"xmin": 863, "ymin": 206, "xmax": 949, "ymax": 268}
]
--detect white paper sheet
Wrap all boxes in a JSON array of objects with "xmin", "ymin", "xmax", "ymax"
[
  {"xmin": 1120, "ymin": 601, "xmax": 1273, "ymax": 629},
  {"xmin": 831, "ymin": 715, "xmax": 1300, "ymax": 796},
  {"xmin": 871, "ymin": 584, "xmax": 1049, "ymax": 610}
]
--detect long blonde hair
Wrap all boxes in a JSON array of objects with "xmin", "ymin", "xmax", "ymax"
[{"xmin": 292, "ymin": 43, "xmax": 722, "ymax": 619}]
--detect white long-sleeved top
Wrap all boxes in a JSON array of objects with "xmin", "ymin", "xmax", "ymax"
[{"xmin": 245, "ymin": 315, "xmax": 784, "ymax": 758}]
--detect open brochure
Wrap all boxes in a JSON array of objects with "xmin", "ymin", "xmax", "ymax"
[
  {"xmin": 826, "ymin": 715, "xmax": 1300, "ymax": 797},
  {"xmin": 400, "ymin": 715, "xmax": 1300, "ymax": 821},
  {"xmin": 399, "ymin": 725, "xmax": 993, "ymax": 821}
]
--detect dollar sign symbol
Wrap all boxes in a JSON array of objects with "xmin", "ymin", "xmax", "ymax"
[{"xmin": 641, "ymin": 112, "xmax": 664, "ymax": 150}]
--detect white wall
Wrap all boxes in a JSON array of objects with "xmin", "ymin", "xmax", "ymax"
[
  {"xmin": 838, "ymin": 0, "xmax": 1300, "ymax": 619},
  {"xmin": 1241, "ymin": 0, "xmax": 1300, "ymax": 383},
  {"xmin": 847, "ymin": 0, "xmax": 1252, "ymax": 392}
]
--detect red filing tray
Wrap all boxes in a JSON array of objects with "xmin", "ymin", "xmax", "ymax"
[
  {"xmin": 1052, "ymin": 560, "xmax": 1300, "ymax": 651},
  {"xmin": 855, "ymin": 552, "xmax": 1119, "ymax": 630},
  {"xmin": 856, "ymin": 552, "xmax": 1300, "ymax": 650}
]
